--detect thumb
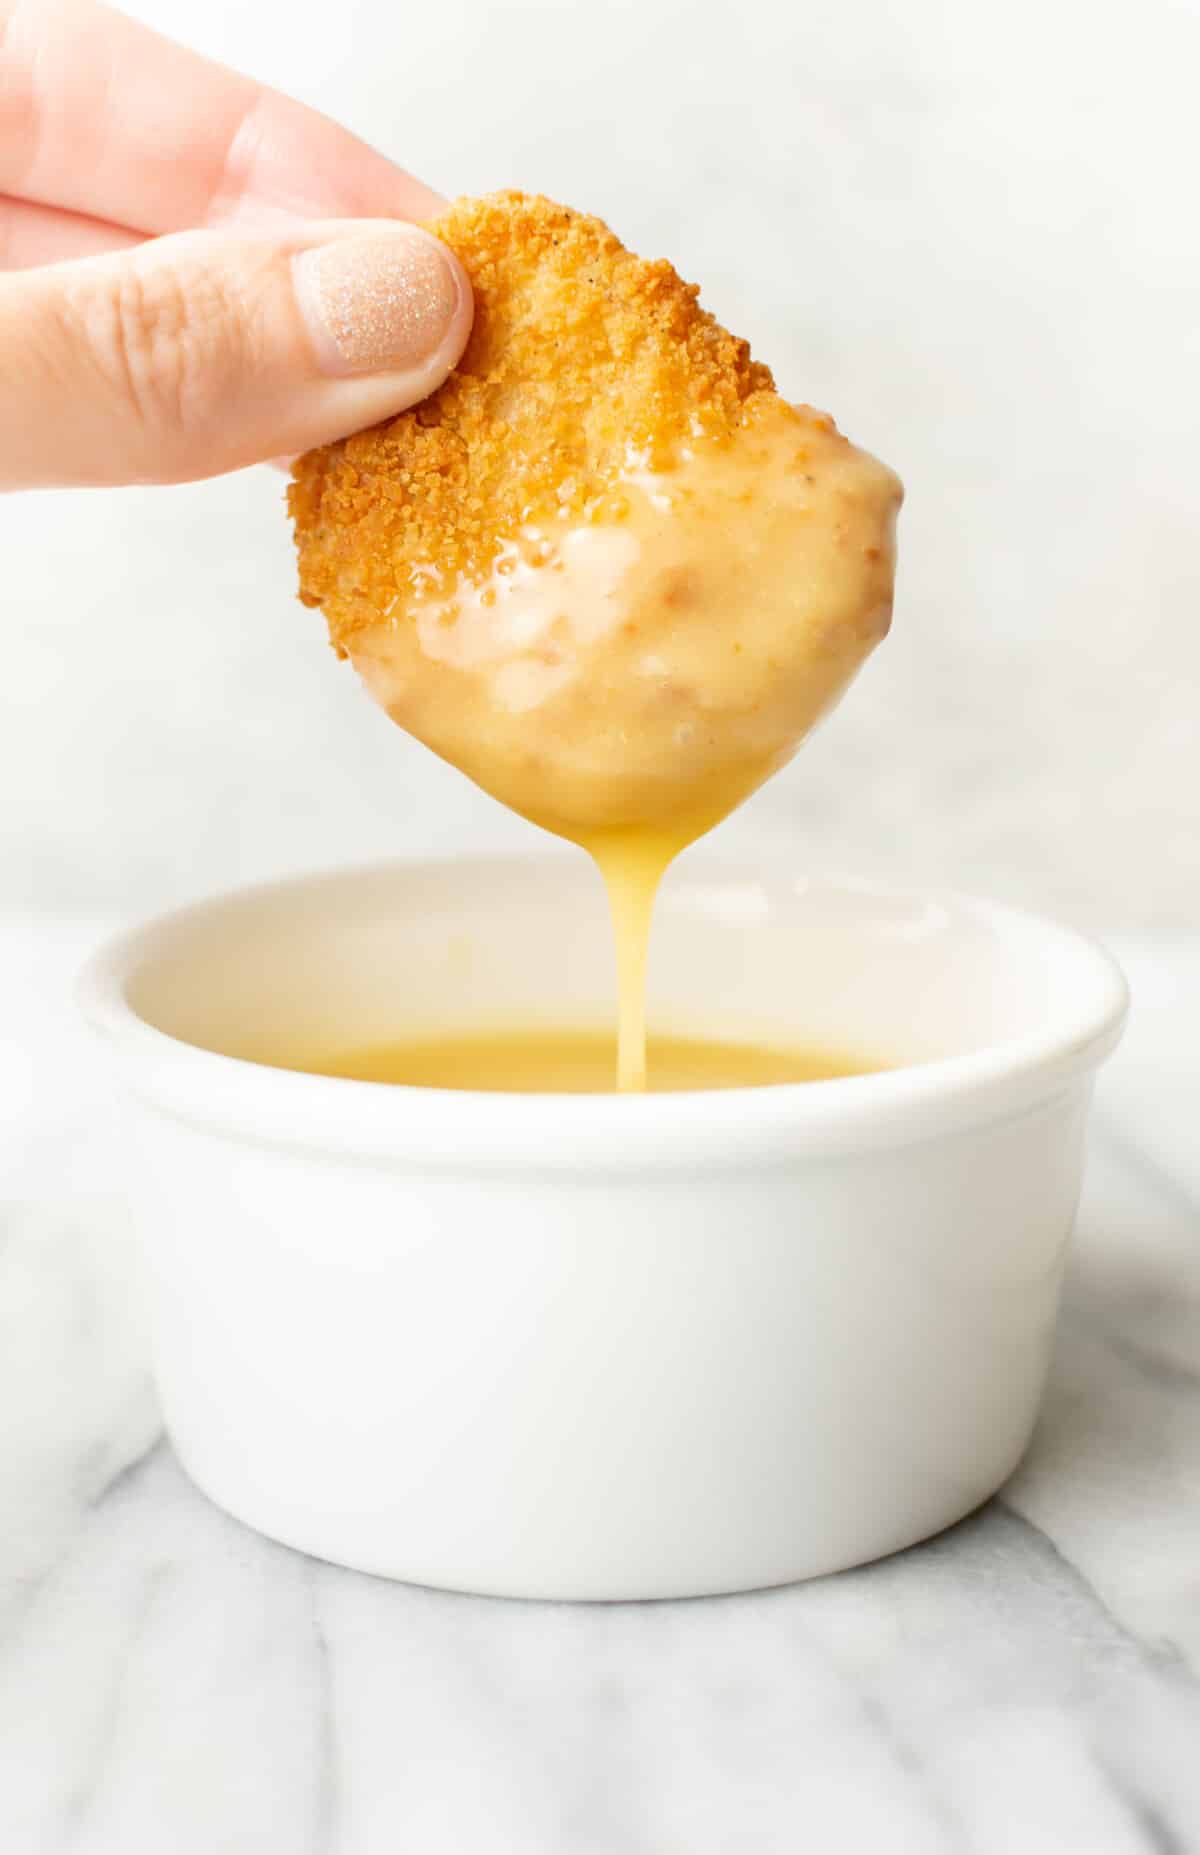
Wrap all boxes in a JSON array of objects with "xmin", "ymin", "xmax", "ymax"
[{"xmin": 0, "ymin": 221, "xmax": 472, "ymax": 489}]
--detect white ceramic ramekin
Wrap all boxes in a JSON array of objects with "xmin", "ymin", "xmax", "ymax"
[{"xmin": 79, "ymin": 858, "xmax": 1127, "ymax": 1601}]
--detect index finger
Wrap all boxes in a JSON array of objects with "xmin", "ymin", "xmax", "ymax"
[{"xmin": 0, "ymin": 0, "xmax": 445, "ymax": 236}]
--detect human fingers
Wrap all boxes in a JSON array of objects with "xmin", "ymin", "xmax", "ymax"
[
  {"xmin": 0, "ymin": 218, "xmax": 472, "ymax": 489},
  {"xmin": 0, "ymin": 192, "xmax": 140, "ymax": 268},
  {"xmin": 0, "ymin": 0, "xmax": 444, "ymax": 239}
]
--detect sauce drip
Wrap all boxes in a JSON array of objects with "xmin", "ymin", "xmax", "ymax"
[
  {"xmin": 586, "ymin": 829, "xmax": 682, "ymax": 1092},
  {"xmin": 350, "ymin": 402, "xmax": 901, "ymax": 1089}
]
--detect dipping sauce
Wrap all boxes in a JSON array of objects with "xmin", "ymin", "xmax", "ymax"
[{"xmin": 258, "ymin": 1029, "xmax": 882, "ymax": 1094}]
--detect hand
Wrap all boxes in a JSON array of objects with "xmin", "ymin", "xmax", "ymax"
[{"xmin": 0, "ymin": 0, "xmax": 473, "ymax": 489}]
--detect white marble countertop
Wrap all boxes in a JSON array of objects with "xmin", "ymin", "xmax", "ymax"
[{"xmin": 3, "ymin": 911, "xmax": 1199, "ymax": 1854}]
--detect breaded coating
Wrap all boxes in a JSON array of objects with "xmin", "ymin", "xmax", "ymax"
[{"xmin": 289, "ymin": 191, "xmax": 777, "ymax": 651}]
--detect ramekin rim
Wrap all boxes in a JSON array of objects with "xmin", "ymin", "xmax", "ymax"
[{"xmin": 76, "ymin": 855, "xmax": 1130, "ymax": 1166}]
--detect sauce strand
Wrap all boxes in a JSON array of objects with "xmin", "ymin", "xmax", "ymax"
[{"xmin": 588, "ymin": 831, "xmax": 681, "ymax": 1091}]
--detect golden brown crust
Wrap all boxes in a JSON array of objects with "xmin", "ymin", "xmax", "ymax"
[{"xmin": 289, "ymin": 191, "xmax": 780, "ymax": 652}]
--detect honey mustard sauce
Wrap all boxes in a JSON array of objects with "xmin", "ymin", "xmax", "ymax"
[
  {"xmin": 350, "ymin": 401, "xmax": 901, "ymax": 1090},
  {"xmin": 258, "ymin": 1028, "xmax": 881, "ymax": 1092}
]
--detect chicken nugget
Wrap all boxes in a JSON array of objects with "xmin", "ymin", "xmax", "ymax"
[{"xmin": 289, "ymin": 191, "xmax": 901, "ymax": 844}]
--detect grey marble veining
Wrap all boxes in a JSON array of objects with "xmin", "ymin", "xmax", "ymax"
[{"xmin": 3, "ymin": 916, "xmax": 1200, "ymax": 1854}]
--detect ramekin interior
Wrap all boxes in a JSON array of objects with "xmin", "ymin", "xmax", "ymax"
[{"xmin": 78, "ymin": 857, "xmax": 1128, "ymax": 1168}]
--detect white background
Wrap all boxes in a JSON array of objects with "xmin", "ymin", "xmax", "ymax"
[{"xmin": 2, "ymin": 0, "xmax": 1197, "ymax": 928}]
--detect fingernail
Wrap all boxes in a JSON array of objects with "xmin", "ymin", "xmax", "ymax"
[{"xmin": 293, "ymin": 226, "xmax": 462, "ymax": 376}]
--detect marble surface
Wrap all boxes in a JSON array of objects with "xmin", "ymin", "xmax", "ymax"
[{"xmin": 3, "ymin": 912, "xmax": 1200, "ymax": 1853}]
